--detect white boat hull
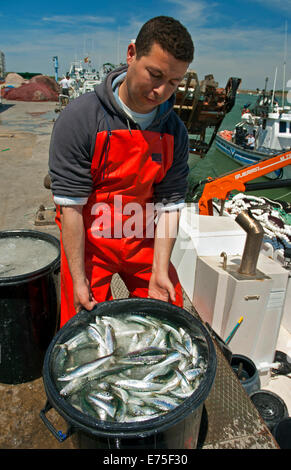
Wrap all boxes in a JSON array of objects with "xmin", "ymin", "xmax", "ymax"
[{"xmin": 215, "ymin": 134, "xmax": 291, "ymax": 180}]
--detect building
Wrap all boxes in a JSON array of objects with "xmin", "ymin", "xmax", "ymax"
[{"xmin": 0, "ymin": 51, "xmax": 6, "ymax": 78}]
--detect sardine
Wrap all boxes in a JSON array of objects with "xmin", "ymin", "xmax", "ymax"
[
  {"xmin": 175, "ymin": 369, "xmax": 192, "ymax": 394},
  {"xmin": 105, "ymin": 324, "xmax": 116, "ymax": 354},
  {"xmin": 59, "ymin": 376, "xmax": 89, "ymax": 397},
  {"xmin": 87, "ymin": 393, "xmax": 116, "ymax": 418},
  {"xmin": 58, "ymin": 352, "xmax": 114, "ymax": 381},
  {"xmin": 185, "ymin": 367, "xmax": 204, "ymax": 381},
  {"xmin": 127, "ymin": 403, "xmax": 157, "ymax": 417},
  {"xmin": 143, "ymin": 366, "xmax": 171, "ymax": 382},
  {"xmin": 118, "ymin": 354, "xmax": 166, "ymax": 365},
  {"xmin": 143, "ymin": 394, "xmax": 180, "ymax": 411},
  {"xmin": 87, "ymin": 324, "xmax": 107, "ymax": 350},
  {"xmin": 64, "ymin": 331, "xmax": 89, "ymax": 351},
  {"xmin": 126, "ymin": 315, "xmax": 161, "ymax": 328},
  {"xmin": 114, "ymin": 379, "xmax": 164, "ymax": 391}
]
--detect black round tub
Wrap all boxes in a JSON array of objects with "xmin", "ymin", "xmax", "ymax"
[
  {"xmin": 0, "ymin": 229, "xmax": 60, "ymax": 384},
  {"xmin": 40, "ymin": 298, "xmax": 217, "ymax": 449}
]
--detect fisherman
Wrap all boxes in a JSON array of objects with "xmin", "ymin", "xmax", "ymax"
[
  {"xmin": 49, "ymin": 16, "xmax": 194, "ymax": 326},
  {"xmin": 59, "ymin": 74, "xmax": 72, "ymax": 97}
]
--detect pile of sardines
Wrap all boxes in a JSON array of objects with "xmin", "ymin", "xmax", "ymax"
[{"xmin": 53, "ymin": 314, "xmax": 207, "ymax": 423}]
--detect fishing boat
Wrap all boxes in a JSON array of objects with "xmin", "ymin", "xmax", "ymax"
[{"xmin": 215, "ymin": 90, "xmax": 291, "ymax": 180}]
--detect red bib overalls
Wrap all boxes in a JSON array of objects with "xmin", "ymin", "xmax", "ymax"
[{"xmin": 56, "ymin": 129, "xmax": 183, "ymax": 327}]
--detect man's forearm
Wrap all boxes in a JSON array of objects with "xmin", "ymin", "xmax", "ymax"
[
  {"xmin": 61, "ymin": 205, "xmax": 86, "ymax": 283},
  {"xmin": 152, "ymin": 210, "xmax": 180, "ymax": 274}
]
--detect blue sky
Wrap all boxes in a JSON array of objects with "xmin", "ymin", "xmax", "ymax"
[{"xmin": 0, "ymin": 0, "xmax": 290, "ymax": 90}]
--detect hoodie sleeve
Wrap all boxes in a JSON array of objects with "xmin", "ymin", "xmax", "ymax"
[
  {"xmin": 49, "ymin": 93, "xmax": 98, "ymax": 198},
  {"xmin": 153, "ymin": 115, "xmax": 189, "ymax": 205}
]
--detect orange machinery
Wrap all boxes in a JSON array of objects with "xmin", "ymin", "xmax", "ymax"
[{"xmin": 198, "ymin": 149, "xmax": 291, "ymax": 215}]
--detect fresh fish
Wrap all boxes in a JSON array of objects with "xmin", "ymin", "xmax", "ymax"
[
  {"xmin": 182, "ymin": 331, "xmax": 193, "ymax": 355},
  {"xmin": 143, "ymin": 394, "xmax": 181, "ymax": 411},
  {"xmin": 127, "ymin": 403, "xmax": 158, "ymax": 417},
  {"xmin": 87, "ymin": 393, "xmax": 117, "ymax": 418},
  {"xmin": 126, "ymin": 346, "xmax": 171, "ymax": 357},
  {"xmin": 143, "ymin": 366, "xmax": 171, "ymax": 382},
  {"xmin": 185, "ymin": 367, "xmax": 204, "ymax": 381},
  {"xmin": 126, "ymin": 315, "xmax": 161, "ymax": 328},
  {"xmin": 175, "ymin": 369, "xmax": 192, "ymax": 394},
  {"xmin": 64, "ymin": 331, "xmax": 89, "ymax": 351},
  {"xmin": 128, "ymin": 333, "xmax": 139, "ymax": 352},
  {"xmin": 110, "ymin": 385, "xmax": 129, "ymax": 403},
  {"xmin": 170, "ymin": 387, "xmax": 194, "ymax": 399},
  {"xmin": 156, "ymin": 374, "xmax": 181, "ymax": 394},
  {"xmin": 102, "ymin": 316, "xmax": 146, "ymax": 336},
  {"xmin": 191, "ymin": 343, "xmax": 199, "ymax": 366},
  {"xmin": 59, "ymin": 376, "xmax": 89, "ymax": 397},
  {"xmin": 115, "ymin": 398, "xmax": 127, "ymax": 422},
  {"xmin": 149, "ymin": 328, "xmax": 167, "ymax": 347},
  {"xmin": 114, "ymin": 379, "xmax": 164, "ymax": 391},
  {"xmin": 105, "ymin": 324, "xmax": 116, "ymax": 354},
  {"xmin": 57, "ymin": 352, "xmax": 114, "ymax": 381},
  {"xmin": 87, "ymin": 324, "xmax": 107, "ymax": 350},
  {"xmin": 153, "ymin": 351, "xmax": 181, "ymax": 369},
  {"xmin": 127, "ymin": 394, "xmax": 145, "ymax": 406},
  {"xmin": 118, "ymin": 354, "xmax": 167, "ymax": 365},
  {"xmin": 169, "ymin": 336, "xmax": 190, "ymax": 357},
  {"xmin": 54, "ymin": 311, "xmax": 207, "ymax": 424},
  {"xmin": 90, "ymin": 390, "xmax": 114, "ymax": 402},
  {"xmin": 163, "ymin": 323, "xmax": 182, "ymax": 343}
]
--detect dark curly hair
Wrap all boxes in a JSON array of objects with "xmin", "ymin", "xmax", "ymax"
[{"xmin": 135, "ymin": 16, "xmax": 194, "ymax": 63}]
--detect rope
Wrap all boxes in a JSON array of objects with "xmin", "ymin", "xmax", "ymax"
[{"xmin": 222, "ymin": 193, "xmax": 291, "ymax": 251}]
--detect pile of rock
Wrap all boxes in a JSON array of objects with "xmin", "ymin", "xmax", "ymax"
[{"xmin": 2, "ymin": 74, "xmax": 60, "ymax": 101}]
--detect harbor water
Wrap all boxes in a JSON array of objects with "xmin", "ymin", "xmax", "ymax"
[{"xmin": 187, "ymin": 93, "xmax": 291, "ymax": 204}]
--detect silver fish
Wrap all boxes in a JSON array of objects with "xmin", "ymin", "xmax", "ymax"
[
  {"xmin": 126, "ymin": 315, "xmax": 161, "ymax": 328},
  {"xmin": 59, "ymin": 376, "xmax": 89, "ymax": 397},
  {"xmin": 143, "ymin": 394, "xmax": 180, "ymax": 411},
  {"xmin": 143, "ymin": 366, "xmax": 171, "ymax": 382},
  {"xmin": 115, "ymin": 399, "xmax": 127, "ymax": 422},
  {"xmin": 58, "ymin": 352, "xmax": 114, "ymax": 381},
  {"xmin": 64, "ymin": 331, "xmax": 89, "ymax": 351},
  {"xmin": 175, "ymin": 369, "xmax": 192, "ymax": 394},
  {"xmin": 185, "ymin": 367, "xmax": 204, "ymax": 381},
  {"xmin": 105, "ymin": 324, "xmax": 116, "ymax": 354},
  {"xmin": 114, "ymin": 379, "xmax": 164, "ymax": 391},
  {"xmin": 127, "ymin": 403, "xmax": 157, "ymax": 417},
  {"xmin": 87, "ymin": 393, "xmax": 116, "ymax": 418}
]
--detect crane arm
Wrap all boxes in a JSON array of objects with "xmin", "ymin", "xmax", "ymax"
[{"xmin": 198, "ymin": 149, "xmax": 291, "ymax": 215}]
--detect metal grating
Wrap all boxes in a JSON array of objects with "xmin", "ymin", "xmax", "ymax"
[{"xmin": 111, "ymin": 273, "xmax": 279, "ymax": 449}]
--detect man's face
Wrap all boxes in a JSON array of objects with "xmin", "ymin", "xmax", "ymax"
[{"xmin": 121, "ymin": 42, "xmax": 189, "ymax": 114}]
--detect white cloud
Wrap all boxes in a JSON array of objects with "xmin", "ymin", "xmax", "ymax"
[
  {"xmin": 1, "ymin": 8, "xmax": 290, "ymax": 90},
  {"xmin": 42, "ymin": 15, "xmax": 115, "ymax": 25}
]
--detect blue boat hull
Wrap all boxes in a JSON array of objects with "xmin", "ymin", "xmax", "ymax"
[{"xmin": 215, "ymin": 135, "xmax": 288, "ymax": 180}]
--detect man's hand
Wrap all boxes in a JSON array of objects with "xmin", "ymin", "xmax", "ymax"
[
  {"xmin": 73, "ymin": 277, "xmax": 98, "ymax": 313},
  {"xmin": 148, "ymin": 209, "xmax": 180, "ymax": 304},
  {"xmin": 148, "ymin": 271, "xmax": 176, "ymax": 303},
  {"xmin": 62, "ymin": 205, "xmax": 98, "ymax": 313}
]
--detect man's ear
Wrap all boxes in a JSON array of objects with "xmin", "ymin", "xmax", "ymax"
[{"xmin": 126, "ymin": 43, "xmax": 137, "ymax": 65}]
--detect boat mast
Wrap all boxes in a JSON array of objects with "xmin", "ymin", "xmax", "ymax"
[
  {"xmin": 271, "ymin": 67, "xmax": 278, "ymax": 108},
  {"xmin": 282, "ymin": 21, "xmax": 288, "ymax": 109}
]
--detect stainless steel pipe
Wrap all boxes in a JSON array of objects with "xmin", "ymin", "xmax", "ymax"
[{"xmin": 235, "ymin": 210, "xmax": 264, "ymax": 276}]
